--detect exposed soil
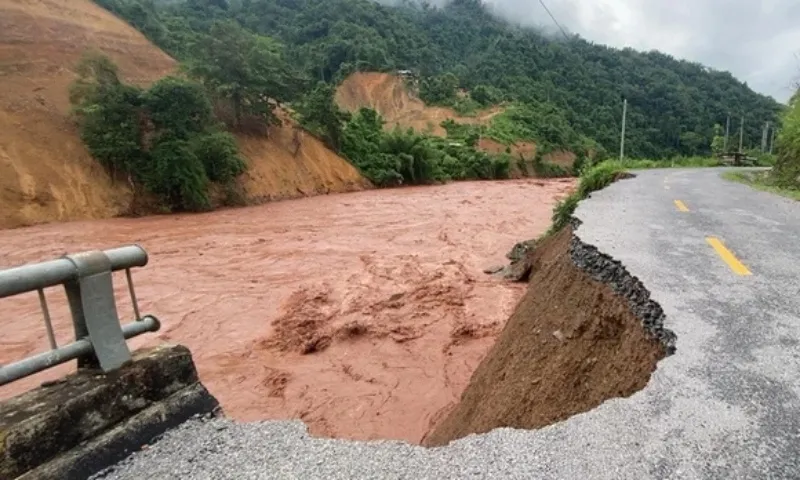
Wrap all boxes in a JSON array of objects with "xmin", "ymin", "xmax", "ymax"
[
  {"xmin": 333, "ymin": 73, "xmax": 577, "ymax": 175},
  {"xmin": 0, "ymin": 0, "xmax": 173, "ymax": 230},
  {"xmin": 237, "ymin": 110, "xmax": 370, "ymax": 202},
  {"xmin": 0, "ymin": 0, "xmax": 368, "ymax": 230},
  {"xmin": 335, "ymin": 72, "xmax": 503, "ymax": 137},
  {"xmin": 423, "ymin": 225, "xmax": 668, "ymax": 446},
  {"xmin": 0, "ymin": 178, "xmax": 575, "ymax": 444},
  {"xmin": 477, "ymin": 139, "xmax": 576, "ymax": 174}
]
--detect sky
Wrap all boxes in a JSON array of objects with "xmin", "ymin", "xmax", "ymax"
[{"xmin": 479, "ymin": 0, "xmax": 800, "ymax": 103}]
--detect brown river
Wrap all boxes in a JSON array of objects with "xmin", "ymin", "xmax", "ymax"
[{"xmin": 0, "ymin": 178, "xmax": 574, "ymax": 443}]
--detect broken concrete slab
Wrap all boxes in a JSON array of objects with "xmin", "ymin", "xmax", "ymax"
[{"xmin": 0, "ymin": 344, "xmax": 219, "ymax": 480}]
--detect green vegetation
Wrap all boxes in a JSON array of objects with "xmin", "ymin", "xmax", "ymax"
[
  {"xmin": 340, "ymin": 108, "xmax": 509, "ymax": 186},
  {"xmin": 721, "ymin": 88, "xmax": 800, "ymax": 201},
  {"xmin": 182, "ymin": 20, "xmax": 304, "ymax": 130},
  {"xmin": 70, "ymin": 53, "xmax": 245, "ymax": 211},
  {"xmin": 722, "ymin": 171, "xmax": 800, "ymax": 201},
  {"xmin": 771, "ymin": 92, "xmax": 800, "ymax": 189},
  {"xmin": 84, "ymin": 0, "xmax": 786, "ymax": 206},
  {"xmin": 95, "ymin": 0, "xmax": 781, "ymax": 161},
  {"xmin": 550, "ymin": 161, "xmax": 629, "ymax": 233},
  {"xmin": 615, "ymin": 156, "xmax": 722, "ymax": 169}
]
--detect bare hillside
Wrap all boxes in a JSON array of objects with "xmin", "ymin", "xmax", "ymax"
[
  {"xmin": 335, "ymin": 72, "xmax": 503, "ymax": 137},
  {"xmin": 335, "ymin": 72, "xmax": 576, "ymax": 173},
  {"xmin": 0, "ymin": 0, "xmax": 174, "ymax": 229},
  {"xmin": 0, "ymin": 0, "xmax": 368, "ymax": 230}
]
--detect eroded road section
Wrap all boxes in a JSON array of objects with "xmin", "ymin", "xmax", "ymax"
[
  {"xmin": 95, "ymin": 168, "xmax": 800, "ymax": 480},
  {"xmin": 0, "ymin": 178, "xmax": 573, "ymax": 443}
]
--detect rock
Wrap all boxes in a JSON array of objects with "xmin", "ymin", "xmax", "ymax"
[
  {"xmin": 506, "ymin": 239, "xmax": 537, "ymax": 262},
  {"xmin": 502, "ymin": 260, "xmax": 533, "ymax": 282},
  {"xmin": 552, "ymin": 330, "xmax": 565, "ymax": 342}
]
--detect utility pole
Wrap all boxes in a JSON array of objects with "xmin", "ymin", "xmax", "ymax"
[
  {"xmin": 770, "ymin": 127, "xmax": 776, "ymax": 154},
  {"xmin": 738, "ymin": 116, "xmax": 744, "ymax": 154},
  {"xmin": 724, "ymin": 115, "xmax": 730, "ymax": 153},
  {"xmin": 761, "ymin": 121, "xmax": 770, "ymax": 153},
  {"xmin": 620, "ymin": 98, "xmax": 627, "ymax": 161}
]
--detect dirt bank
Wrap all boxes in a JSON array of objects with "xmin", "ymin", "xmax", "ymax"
[
  {"xmin": 238, "ymin": 111, "xmax": 370, "ymax": 202},
  {"xmin": 0, "ymin": 0, "xmax": 174, "ymax": 229},
  {"xmin": 0, "ymin": 0, "xmax": 368, "ymax": 230},
  {"xmin": 334, "ymin": 73, "xmax": 578, "ymax": 173},
  {"xmin": 0, "ymin": 178, "xmax": 575, "ymax": 443},
  {"xmin": 424, "ymin": 225, "xmax": 674, "ymax": 446},
  {"xmin": 335, "ymin": 72, "xmax": 503, "ymax": 137}
]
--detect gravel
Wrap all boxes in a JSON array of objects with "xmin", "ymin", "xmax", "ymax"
[
  {"xmin": 94, "ymin": 169, "xmax": 800, "ymax": 479},
  {"xmin": 570, "ymin": 229, "xmax": 677, "ymax": 354}
]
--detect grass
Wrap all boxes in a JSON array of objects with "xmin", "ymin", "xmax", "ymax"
[
  {"xmin": 549, "ymin": 160, "xmax": 629, "ymax": 233},
  {"xmin": 722, "ymin": 170, "xmax": 800, "ymax": 201},
  {"xmin": 617, "ymin": 156, "xmax": 722, "ymax": 170}
]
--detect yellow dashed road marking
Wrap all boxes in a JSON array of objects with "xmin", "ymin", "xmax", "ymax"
[
  {"xmin": 674, "ymin": 200, "xmax": 689, "ymax": 212},
  {"xmin": 706, "ymin": 237, "xmax": 752, "ymax": 276}
]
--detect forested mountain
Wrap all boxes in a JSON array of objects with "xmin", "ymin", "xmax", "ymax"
[
  {"xmin": 97, "ymin": 0, "xmax": 781, "ymax": 158},
  {"xmin": 95, "ymin": 0, "xmax": 783, "ymax": 160}
]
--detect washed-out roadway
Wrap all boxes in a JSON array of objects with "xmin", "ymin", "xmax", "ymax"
[{"xmin": 97, "ymin": 168, "xmax": 800, "ymax": 479}]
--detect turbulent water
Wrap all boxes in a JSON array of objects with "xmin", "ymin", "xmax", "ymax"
[{"xmin": 0, "ymin": 178, "xmax": 574, "ymax": 443}]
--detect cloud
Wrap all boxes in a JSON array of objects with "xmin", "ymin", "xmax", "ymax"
[{"xmin": 481, "ymin": 0, "xmax": 800, "ymax": 102}]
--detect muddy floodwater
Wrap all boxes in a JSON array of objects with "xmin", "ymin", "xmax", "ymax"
[{"xmin": 0, "ymin": 178, "xmax": 574, "ymax": 443}]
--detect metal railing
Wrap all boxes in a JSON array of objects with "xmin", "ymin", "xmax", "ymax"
[{"xmin": 0, "ymin": 245, "xmax": 161, "ymax": 386}]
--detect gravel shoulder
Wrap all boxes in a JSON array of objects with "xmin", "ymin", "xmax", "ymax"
[{"xmin": 95, "ymin": 169, "xmax": 800, "ymax": 480}]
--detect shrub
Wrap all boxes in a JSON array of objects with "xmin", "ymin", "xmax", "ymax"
[
  {"xmin": 190, "ymin": 131, "xmax": 246, "ymax": 183},
  {"xmin": 146, "ymin": 138, "xmax": 210, "ymax": 212},
  {"xmin": 71, "ymin": 54, "xmax": 248, "ymax": 212},
  {"xmin": 550, "ymin": 161, "xmax": 627, "ymax": 233}
]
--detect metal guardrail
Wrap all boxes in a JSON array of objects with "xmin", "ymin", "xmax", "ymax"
[{"xmin": 0, "ymin": 245, "xmax": 160, "ymax": 386}]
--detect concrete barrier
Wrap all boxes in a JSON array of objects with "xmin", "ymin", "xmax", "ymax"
[{"xmin": 0, "ymin": 344, "xmax": 219, "ymax": 480}]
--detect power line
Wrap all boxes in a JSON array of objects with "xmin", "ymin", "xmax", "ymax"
[{"xmin": 538, "ymin": 0, "xmax": 570, "ymax": 42}]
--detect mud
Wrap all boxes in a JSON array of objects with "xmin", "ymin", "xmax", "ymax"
[
  {"xmin": 0, "ymin": 178, "xmax": 574, "ymax": 444},
  {"xmin": 424, "ymin": 225, "xmax": 673, "ymax": 447},
  {"xmin": 0, "ymin": 0, "xmax": 368, "ymax": 230},
  {"xmin": 335, "ymin": 72, "xmax": 503, "ymax": 137}
]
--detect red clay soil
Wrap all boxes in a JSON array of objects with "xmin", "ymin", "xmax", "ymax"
[{"xmin": 423, "ymin": 225, "xmax": 666, "ymax": 446}]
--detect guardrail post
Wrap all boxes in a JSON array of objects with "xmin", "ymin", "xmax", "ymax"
[{"xmin": 63, "ymin": 251, "xmax": 132, "ymax": 371}]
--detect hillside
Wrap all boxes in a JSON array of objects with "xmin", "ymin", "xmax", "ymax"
[
  {"xmin": 110, "ymin": 0, "xmax": 783, "ymax": 160},
  {"xmin": 239, "ymin": 110, "xmax": 368, "ymax": 201},
  {"xmin": 335, "ymin": 72, "xmax": 502, "ymax": 137},
  {"xmin": 0, "ymin": 0, "xmax": 367, "ymax": 229},
  {"xmin": 0, "ymin": 0, "xmax": 174, "ymax": 229},
  {"xmin": 335, "ymin": 72, "xmax": 574, "ymax": 171}
]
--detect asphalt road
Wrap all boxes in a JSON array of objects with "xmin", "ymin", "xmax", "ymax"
[{"xmin": 96, "ymin": 168, "xmax": 800, "ymax": 480}]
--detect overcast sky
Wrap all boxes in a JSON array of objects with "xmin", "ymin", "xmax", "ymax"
[{"xmin": 479, "ymin": 0, "xmax": 800, "ymax": 103}]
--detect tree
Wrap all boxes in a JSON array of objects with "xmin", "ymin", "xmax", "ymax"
[
  {"xmin": 143, "ymin": 76, "xmax": 214, "ymax": 137},
  {"xmin": 190, "ymin": 131, "xmax": 246, "ymax": 183},
  {"xmin": 295, "ymin": 81, "xmax": 350, "ymax": 150},
  {"xmin": 70, "ymin": 53, "xmax": 145, "ymax": 175},
  {"xmin": 147, "ymin": 138, "xmax": 210, "ymax": 211},
  {"xmin": 102, "ymin": 0, "xmax": 784, "ymax": 159},
  {"xmin": 710, "ymin": 124, "xmax": 725, "ymax": 155},
  {"xmin": 184, "ymin": 20, "xmax": 299, "ymax": 129},
  {"xmin": 679, "ymin": 131, "xmax": 706, "ymax": 156},
  {"xmin": 773, "ymin": 93, "xmax": 800, "ymax": 186},
  {"xmin": 70, "ymin": 54, "xmax": 247, "ymax": 212},
  {"xmin": 420, "ymin": 72, "xmax": 460, "ymax": 104}
]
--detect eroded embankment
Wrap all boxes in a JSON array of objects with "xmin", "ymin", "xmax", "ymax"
[
  {"xmin": 0, "ymin": 0, "xmax": 369, "ymax": 230},
  {"xmin": 423, "ymin": 223, "xmax": 676, "ymax": 446}
]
